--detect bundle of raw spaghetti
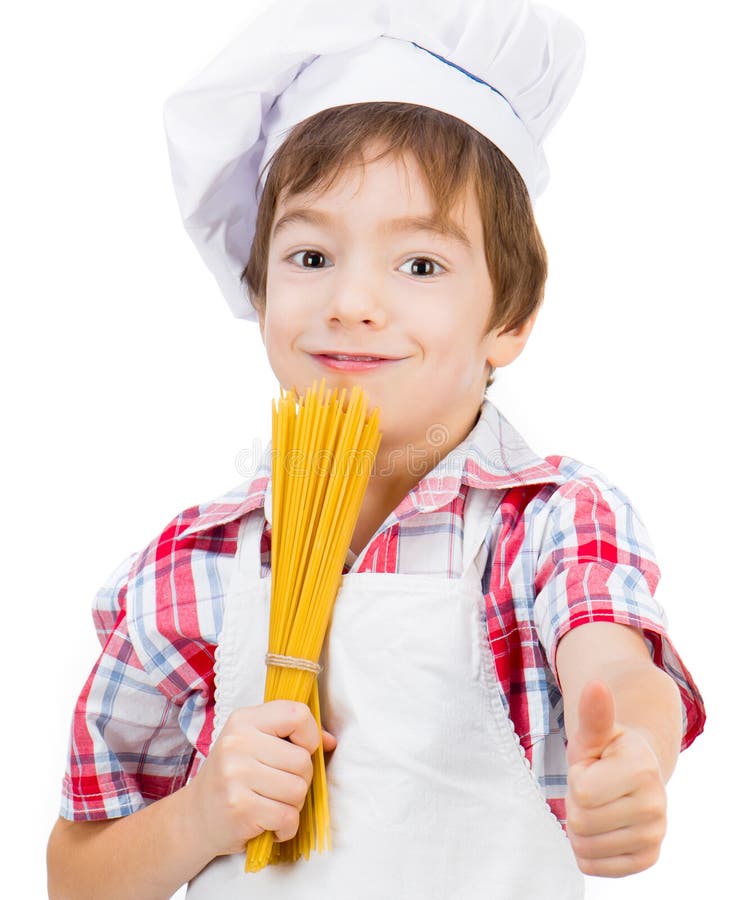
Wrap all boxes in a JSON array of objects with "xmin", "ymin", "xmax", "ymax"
[{"xmin": 245, "ymin": 377, "xmax": 382, "ymax": 873}]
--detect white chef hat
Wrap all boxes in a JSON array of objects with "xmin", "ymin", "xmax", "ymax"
[{"xmin": 163, "ymin": 0, "xmax": 585, "ymax": 322}]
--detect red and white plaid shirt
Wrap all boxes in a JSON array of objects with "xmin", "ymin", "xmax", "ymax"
[{"xmin": 60, "ymin": 398, "xmax": 705, "ymax": 829}]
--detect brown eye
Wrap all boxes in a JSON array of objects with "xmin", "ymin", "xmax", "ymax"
[
  {"xmin": 290, "ymin": 250, "xmax": 330, "ymax": 268},
  {"xmin": 399, "ymin": 257, "xmax": 445, "ymax": 277},
  {"xmin": 303, "ymin": 251, "xmax": 324, "ymax": 268},
  {"xmin": 412, "ymin": 259, "xmax": 433, "ymax": 276}
]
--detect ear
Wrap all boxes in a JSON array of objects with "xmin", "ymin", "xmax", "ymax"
[{"xmin": 486, "ymin": 307, "xmax": 539, "ymax": 370}]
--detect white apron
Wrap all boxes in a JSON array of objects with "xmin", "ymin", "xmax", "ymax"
[{"xmin": 187, "ymin": 487, "xmax": 584, "ymax": 899}]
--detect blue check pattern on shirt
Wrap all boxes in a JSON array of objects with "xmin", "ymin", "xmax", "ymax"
[{"xmin": 60, "ymin": 398, "xmax": 705, "ymax": 825}]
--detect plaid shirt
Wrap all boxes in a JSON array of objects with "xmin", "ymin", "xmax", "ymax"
[{"xmin": 60, "ymin": 398, "xmax": 705, "ymax": 829}]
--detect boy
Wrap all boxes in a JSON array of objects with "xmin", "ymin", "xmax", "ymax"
[{"xmin": 47, "ymin": 1, "xmax": 705, "ymax": 897}]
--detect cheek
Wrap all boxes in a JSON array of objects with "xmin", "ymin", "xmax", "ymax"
[
  {"xmin": 258, "ymin": 319, "xmax": 292, "ymax": 379},
  {"xmin": 425, "ymin": 320, "xmax": 476, "ymax": 364},
  {"xmin": 264, "ymin": 301, "xmax": 301, "ymax": 344}
]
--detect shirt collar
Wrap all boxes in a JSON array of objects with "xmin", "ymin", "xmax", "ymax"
[
  {"xmin": 394, "ymin": 397, "xmax": 567, "ymax": 515},
  {"xmin": 176, "ymin": 398, "xmax": 565, "ymax": 539}
]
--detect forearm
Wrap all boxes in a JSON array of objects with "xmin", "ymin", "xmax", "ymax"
[
  {"xmin": 564, "ymin": 659, "xmax": 683, "ymax": 782},
  {"xmin": 47, "ymin": 780, "xmax": 215, "ymax": 900}
]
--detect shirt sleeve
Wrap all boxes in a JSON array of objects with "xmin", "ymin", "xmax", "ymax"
[
  {"xmin": 60, "ymin": 553, "xmax": 198, "ymax": 821},
  {"xmin": 532, "ymin": 460, "xmax": 706, "ymax": 751}
]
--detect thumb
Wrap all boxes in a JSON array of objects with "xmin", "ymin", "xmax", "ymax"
[
  {"xmin": 321, "ymin": 728, "xmax": 338, "ymax": 753},
  {"xmin": 567, "ymin": 680, "xmax": 619, "ymax": 766}
]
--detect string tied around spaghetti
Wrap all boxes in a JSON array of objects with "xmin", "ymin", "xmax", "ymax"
[{"xmin": 265, "ymin": 652, "xmax": 323, "ymax": 675}]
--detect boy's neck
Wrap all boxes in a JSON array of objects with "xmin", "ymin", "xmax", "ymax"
[{"xmin": 349, "ymin": 404, "xmax": 483, "ymax": 557}]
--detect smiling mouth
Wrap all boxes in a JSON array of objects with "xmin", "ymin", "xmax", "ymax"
[
  {"xmin": 313, "ymin": 352, "xmax": 405, "ymax": 361},
  {"xmin": 309, "ymin": 352, "xmax": 406, "ymax": 370},
  {"xmin": 318, "ymin": 353, "xmax": 386, "ymax": 362}
]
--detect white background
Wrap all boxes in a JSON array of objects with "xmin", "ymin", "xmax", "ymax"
[{"xmin": 3, "ymin": 1, "xmax": 753, "ymax": 896}]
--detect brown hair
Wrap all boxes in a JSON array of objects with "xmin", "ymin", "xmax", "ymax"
[{"xmin": 241, "ymin": 102, "xmax": 547, "ymax": 390}]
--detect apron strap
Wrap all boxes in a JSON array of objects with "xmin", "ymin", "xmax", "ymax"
[
  {"xmin": 235, "ymin": 508, "xmax": 267, "ymax": 582},
  {"xmin": 460, "ymin": 487, "xmax": 504, "ymax": 583}
]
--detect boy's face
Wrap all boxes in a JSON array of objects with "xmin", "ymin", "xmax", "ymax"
[{"xmin": 258, "ymin": 143, "xmax": 535, "ymax": 454}]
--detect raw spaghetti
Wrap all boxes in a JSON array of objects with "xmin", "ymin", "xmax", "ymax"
[{"xmin": 245, "ymin": 377, "xmax": 382, "ymax": 873}]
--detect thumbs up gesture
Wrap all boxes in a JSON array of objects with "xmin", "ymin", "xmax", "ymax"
[{"xmin": 565, "ymin": 680, "xmax": 668, "ymax": 878}]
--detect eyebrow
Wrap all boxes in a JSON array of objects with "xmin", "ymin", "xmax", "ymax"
[{"xmin": 271, "ymin": 207, "xmax": 472, "ymax": 250}]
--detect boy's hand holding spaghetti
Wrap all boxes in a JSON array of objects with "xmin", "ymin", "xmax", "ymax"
[
  {"xmin": 242, "ymin": 378, "xmax": 381, "ymax": 872},
  {"xmin": 184, "ymin": 701, "xmax": 337, "ymax": 857}
]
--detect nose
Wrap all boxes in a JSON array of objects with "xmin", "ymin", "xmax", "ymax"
[{"xmin": 324, "ymin": 265, "xmax": 388, "ymax": 329}]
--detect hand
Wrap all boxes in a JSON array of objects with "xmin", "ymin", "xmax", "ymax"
[
  {"xmin": 183, "ymin": 700, "xmax": 338, "ymax": 858},
  {"xmin": 565, "ymin": 680, "xmax": 667, "ymax": 877}
]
